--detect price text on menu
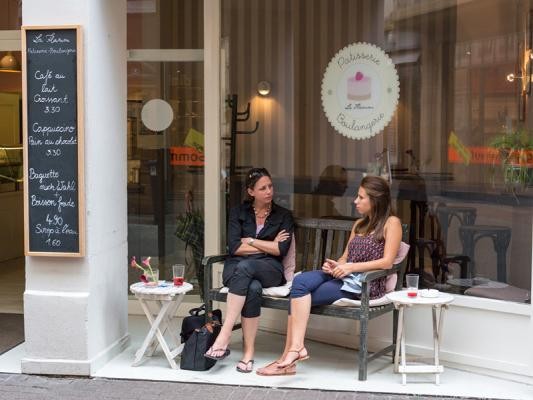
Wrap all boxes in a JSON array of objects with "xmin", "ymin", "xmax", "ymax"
[{"xmin": 24, "ymin": 27, "xmax": 84, "ymax": 256}]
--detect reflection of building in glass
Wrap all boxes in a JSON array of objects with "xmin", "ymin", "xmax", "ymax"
[{"xmin": 311, "ymin": 165, "xmax": 348, "ymax": 218}]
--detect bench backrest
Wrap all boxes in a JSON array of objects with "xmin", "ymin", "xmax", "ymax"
[
  {"xmin": 293, "ymin": 217, "xmax": 409, "ymax": 277},
  {"xmin": 294, "ymin": 217, "xmax": 355, "ymax": 273}
]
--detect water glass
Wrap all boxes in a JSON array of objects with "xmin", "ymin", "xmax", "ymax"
[
  {"xmin": 406, "ymin": 274, "xmax": 419, "ymax": 297},
  {"xmin": 172, "ymin": 264, "xmax": 185, "ymax": 286}
]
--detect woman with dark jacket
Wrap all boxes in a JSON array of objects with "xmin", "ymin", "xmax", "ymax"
[{"xmin": 205, "ymin": 167, "xmax": 294, "ymax": 373}]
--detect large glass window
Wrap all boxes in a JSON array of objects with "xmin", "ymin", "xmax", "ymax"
[
  {"xmin": 127, "ymin": 1, "xmax": 205, "ymax": 298},
  {"xmin": 221, "ymin": 0, "xmax": 531, "ymax": 303}
]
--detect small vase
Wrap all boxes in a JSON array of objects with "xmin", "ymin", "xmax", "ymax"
[{"xmin": 144, "ymin": 268, "xmax": 159, "ymax": 286}]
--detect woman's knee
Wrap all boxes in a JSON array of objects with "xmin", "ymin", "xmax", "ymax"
[
  {"xmin": 225, "ymin": 260, "xmax": 255, "ymax": 295},
  {"xmin": 234, "ymin": 259, "xmax": 254, "ymax": 277},
  {"xmin": 248, "ymin": 279, "xmax": 262, "ymax": 296},
  {"xmin": 290, "ymin": 273, "xmax": 312, "ymax": 298}
]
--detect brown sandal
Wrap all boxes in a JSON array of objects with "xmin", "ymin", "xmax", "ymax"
[
  {"xmin": 277, "ymin": 347, "xmax": 309, "ymax": 368},
  {"xmin": 256, "ymin": 360, "xmax": 296, "ymax": 376}
]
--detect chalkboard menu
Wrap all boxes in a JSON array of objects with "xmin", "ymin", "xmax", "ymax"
[{"xmin": 23, "ymin": 26, "xmax": 85, "ymax": 256}]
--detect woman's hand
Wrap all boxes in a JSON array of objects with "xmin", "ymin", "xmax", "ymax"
[
  {"xmin": 322, "ymin": 258, "xmax": 338, "ymax": 274},
  {"xmin": 274, "ymin": 229, "xmax": 290, "ymax": 243},
  {"xmin": 241, "ymin": 237, "xmax": 253, "ymax": 245},
  {"xmin": 330, "ymin": 263, "xmax": 352, "ymax": 279}
]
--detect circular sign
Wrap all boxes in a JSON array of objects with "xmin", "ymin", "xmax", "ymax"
[
  {"xmin": 141, "ymin": 99, "xmax": 174, "ymax": 132},
  {"xmin": 321, "ymin": 42, "xmax": 399, "ymax": 140}
]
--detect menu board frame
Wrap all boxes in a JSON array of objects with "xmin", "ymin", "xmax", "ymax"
[{"xmin": 22, "ymin": 25, "xmax": 85, "ymax": 257}]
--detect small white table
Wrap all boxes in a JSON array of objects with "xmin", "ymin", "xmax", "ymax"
[
  {"xmin": 386, "ymin": 290, "xmax": 454, "ymax": 385},
  {"xmin": 130, "ymin": 281, "xmax": 193, "ymax": 369}
]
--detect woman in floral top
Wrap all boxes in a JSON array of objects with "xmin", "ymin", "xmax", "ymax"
[{"xmin": 257, "ymin": 176, "xmax": 402, "ymax": 376}]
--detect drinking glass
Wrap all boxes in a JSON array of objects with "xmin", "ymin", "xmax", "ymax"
[
  {"xmin": 145, "ymin": 268, "xmax": 159, "ymax": 286},
  {"xmin": 406, "ymin": 274, "xmax": 419, "ymax": 297},
  {"xmin": 172, "ymin": 264, "xmax": 185, "ymax": 286}
]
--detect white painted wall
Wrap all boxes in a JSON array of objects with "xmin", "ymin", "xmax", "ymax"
[{"xmin": 22, "ymin": 0, "xmax": 128, "ymax": 375}]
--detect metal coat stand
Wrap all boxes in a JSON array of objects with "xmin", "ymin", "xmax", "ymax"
[{"xmin": 223, "ymin": 94, "xmax": 260, "ymax": 217}]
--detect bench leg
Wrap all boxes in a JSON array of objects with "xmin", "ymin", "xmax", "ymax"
[{"xmin": 358, "ymin": 317, "xmax": 368, "ymax": 381}]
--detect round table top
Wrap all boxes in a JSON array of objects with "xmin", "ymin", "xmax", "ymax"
[
  {"xmin": 386, "ymin": 289, "xmax": 454, "ymax": 306},
  {"xmin": 130, "ymin": 281, "xmax": 193, "ymax": 297}
]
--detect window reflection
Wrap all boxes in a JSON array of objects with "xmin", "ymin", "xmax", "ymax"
[{"xmin": 221, "ymin": 0, "xmax": 531, "ymax": 303}]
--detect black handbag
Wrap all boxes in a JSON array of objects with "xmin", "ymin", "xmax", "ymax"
[
  {"xmin": 180, "ymin": 305, "xmax": 222, "ymax": 343},
  {"xmin": 180, "ymin": 318, "xmax": 221, "ymax": 371}
]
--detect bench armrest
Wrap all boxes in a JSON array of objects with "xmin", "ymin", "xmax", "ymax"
[
  {"xmin": 359, "ymin": 263, "xmax": 401, "ymax": 283},
  {"xmin": 202, "ymin": 254, "xmax": 229, "ymax": 268},
  {"xmin": 202, "ymin": 254, "xmax": 229, "ymax": 301}
]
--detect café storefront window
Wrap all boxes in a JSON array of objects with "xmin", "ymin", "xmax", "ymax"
[
  {"xmin": 126, "ymin": 1, "xmax": 205, "ymax": 298},
  {"xmin": 221, "ymin": 0, "xmax": 531, "ymax": 303}
]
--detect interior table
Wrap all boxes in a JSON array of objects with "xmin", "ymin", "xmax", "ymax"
[
  {"xmin": 386, "ymin": 289, "xmax": 454, "ymax": 385},
  {"xmin": 130, "ymin": 281, "xmax": 193, "ymax": 369}
]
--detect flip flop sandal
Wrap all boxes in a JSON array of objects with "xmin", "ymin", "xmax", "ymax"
[
  {"xmin": 236, "ymin": 359, "xmax": 254, "ymax": 373},
  {"xmin": 204, "ymin": 348, "xmax": 231, "ymax": 361}
]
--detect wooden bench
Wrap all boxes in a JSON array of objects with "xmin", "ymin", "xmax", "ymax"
[{"xmin": 203, "ymin": 217, "xmax": 408, "ymax": 381}]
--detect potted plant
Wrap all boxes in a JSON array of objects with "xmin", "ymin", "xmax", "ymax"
[{"xmin": 489, "ymin": 128, "xmax": 533, "ymax": 192}]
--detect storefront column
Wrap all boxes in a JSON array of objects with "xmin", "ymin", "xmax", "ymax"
[
  {"xmin": 21, "ymin": 0, "xmax": 128, "ymax": 375},
  {"xmin": 204, "ymin": 0, "xmax": 221, "ymax": 262}
]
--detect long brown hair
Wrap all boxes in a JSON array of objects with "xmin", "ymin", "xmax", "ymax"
[{"xmin": 354, "ymin": 176, "xmax": 394, "ymax": 241}]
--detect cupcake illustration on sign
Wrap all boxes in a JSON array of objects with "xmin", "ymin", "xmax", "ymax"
[
  {"xmin": 347, "ymin": 71, "xmax": 371, "ymax": 101},
  {"xmin": 321, "ymin": 42, "xmax": 399, "ymax": 140}
]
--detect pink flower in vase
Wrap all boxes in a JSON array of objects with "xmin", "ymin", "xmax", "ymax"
[{"xmin": 130, "ymin": 256, "xmax": 158, "ymax": 286}]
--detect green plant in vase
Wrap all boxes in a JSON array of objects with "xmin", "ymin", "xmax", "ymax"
[{"xmin": 489, "ymin": 129, "xmax": 533, "ymax": 193}]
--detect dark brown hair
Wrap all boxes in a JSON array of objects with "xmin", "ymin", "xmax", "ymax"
[
  {"xmin": 245, "ymin": 167, "xmax": 271, "ymax": 199},
  {"xmin": 355, "ymin": 176, "xmax": 394, "ymax": 241}
]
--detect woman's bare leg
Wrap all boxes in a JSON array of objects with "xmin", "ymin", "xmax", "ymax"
[
  {"xmin": 206, "ymin": 292, "xmax": 245, "ymax": 357},
  {"xmin": 277, "ymin": 294, "xmax": 312, "ymax": 366},
  {"xmin": 241, "ymin": 316, "xmax": 259, "ymax": 363}
]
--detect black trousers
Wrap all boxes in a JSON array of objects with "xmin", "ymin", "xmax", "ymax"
[{"xmin": 222, "ymin": 254, "xmax": 285, "ymax": 318}]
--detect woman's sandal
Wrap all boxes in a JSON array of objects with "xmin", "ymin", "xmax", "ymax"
[
  {"xmin": 277, "ymin": 348, "xmax": 309, "ymax": 368},
  {"xmin": 256, "ymin": 360, "xmax": 296, "ymax": 376},
  {"xmin": 236, "ymin": 359, "xmax": 254, "ymax": 373},
  {"xmin": 204, "ymin": 347, "xmax": 231, "ymax": 361}
]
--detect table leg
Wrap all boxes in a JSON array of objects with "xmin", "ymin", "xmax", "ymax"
[
  {"xmin": 164, "ymin": 293, "xmax": 186, "ymax": 352},
  {"xmin": 432, "ymin": 306, "xmax": 440, "ymax": 385},
  {"xmin": 146, "ymin": 300, "xmax": 163, "ymax": 356},
  {"xmin": 400, "ymin": 306, "xmax": 407, "ymax": 385},
  {"xmin": 143, "ymin": 296, "xmax": 183, "ymax": 358},
  {"xmin": 394, "ymin": 305, "xmax": 404, "ymax": 373},
  {"xmin": 133, "ymin": 300, "xmax": 174, "ymax": 367}
]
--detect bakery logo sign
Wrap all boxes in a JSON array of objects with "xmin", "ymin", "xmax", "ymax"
[{"xmin": 321, "ymin": 42, "xmax": 399, "ymax": 140}]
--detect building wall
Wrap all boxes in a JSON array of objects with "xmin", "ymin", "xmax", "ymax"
[{"xmin": 22, "ymin": 0, "xmax": 129, "ymax": 375}]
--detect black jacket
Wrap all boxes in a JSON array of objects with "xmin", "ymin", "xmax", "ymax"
[{"xmin": 227, "ymin": 201, "xmax": 294, "ymax": 261}]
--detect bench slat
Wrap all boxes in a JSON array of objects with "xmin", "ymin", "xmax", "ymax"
[{"xmin": 313, "ymin": 228, "xmax": 323, "ymax": 270}]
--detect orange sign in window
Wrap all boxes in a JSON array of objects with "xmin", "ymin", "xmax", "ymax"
[
  {"xmin": 448, "ymin": 146, "xmax": 533, "ymax": 167},
  {"xmin": 169, "ymin": 147, "xmax": 205, "ymax": 166}
]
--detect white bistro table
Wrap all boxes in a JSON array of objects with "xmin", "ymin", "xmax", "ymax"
[
  {"xmin": 130, "ymin": 281, "xmax": 193, "ymax": 369},
  {"xmin": 386, "ymin": 290, "xmax": 454, "ymax": 385}
]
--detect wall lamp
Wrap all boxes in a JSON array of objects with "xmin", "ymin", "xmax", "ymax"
[
  {"xmin": 506, "ymin": 73, "xmax": 522, "ymax": 82},
  {"xmin": 0, "ymin": 51, "xmax": 20, "ymax": 73},
  {"xmin": 505, "ymin": 49, "xmax": 533, "ymax": 86},
  {"xmin": 257, "ymin": 80, "xmax": 271, "ymax": 96}
]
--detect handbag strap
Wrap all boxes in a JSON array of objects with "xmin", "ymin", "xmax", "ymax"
[{"xmin": 189, "ymin": 304, "xmax": 206, "ymax": 316}]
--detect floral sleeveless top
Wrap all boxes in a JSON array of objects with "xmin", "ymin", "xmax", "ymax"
[{"xmin": 346, "ymin": 234, "xmax": 386, "ymax": 299}]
